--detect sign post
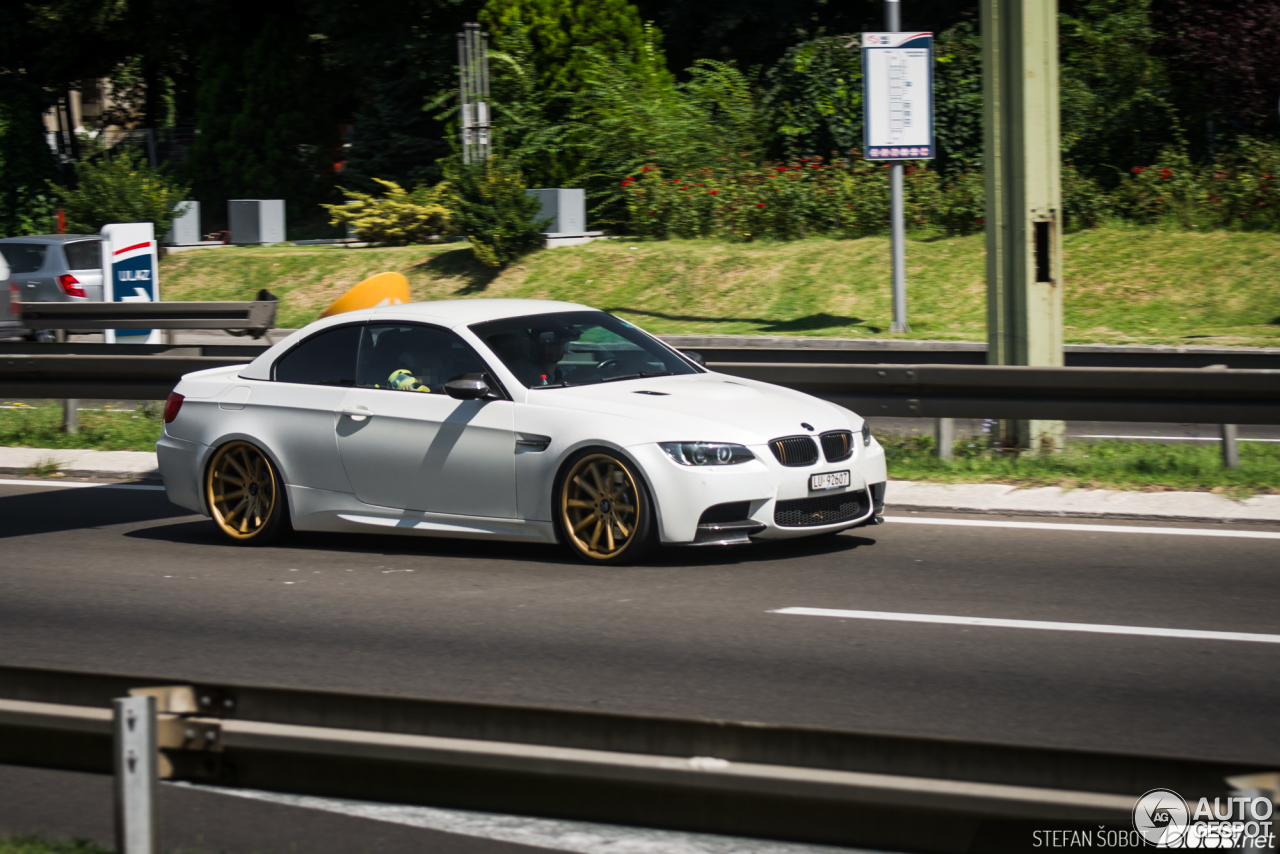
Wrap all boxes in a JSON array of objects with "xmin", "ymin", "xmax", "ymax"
[
  {"xmin": 100, "ymin": 223, "xmax": 161, "ymax": 345},
  {"xmin": 981, "ymin": 0, "xmax": 1064, "ymax": 453},
  {"xmin": 863, "ymin": 16, "xmax": 934, "ymax": 334}
]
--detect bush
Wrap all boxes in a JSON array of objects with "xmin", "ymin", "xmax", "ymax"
[
  {"xmin": 1062, "ymin": 164, "xmax": 1115, "ymax": 230},
  {"xmin": 322, "ymin": 179, "xmax": 454, "ymax": 245},
  {"xmin": 446, "ymin": 156, "xmax": 548, "ymax": 267},
  {"xmin": 1202, "ymin": 137, "xmax": 1280, "ymax": 230},
  {"xmin": 1113, "ymin": 146, "xmax": 1201, "ymax": 226},
  {"xmin": 624, "ymin": 156, "xmax": 897, "ymax": 241},
  {"xmin": 50, "ymin": 149, "xmax": 189, "ymax": 236},
  {"xmin": 932, "ymin": 169, "xmax": 985, "ymax": 236}
]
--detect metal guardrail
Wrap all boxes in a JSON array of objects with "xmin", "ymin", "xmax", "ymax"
[
  {"xmin": 0, "ymin": 663, "xmax": 1271, "ymax": 853},
  {"xmin": 0, "ymin": 353, "xmax": 252, "ymax": 400},
  {"xmin": 0, "ymin": 353, "xmax": 1277, "ymax": 425},
  {"xmin": 710, "ymin": 362, "xmax": 1280, "ymax": 425},
  {"xmin": 16, "ymin": 299, "xmax": 278, "ymax": 336}
]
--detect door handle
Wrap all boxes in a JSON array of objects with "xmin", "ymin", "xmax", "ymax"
[{"xmin": 341, "ymin": 407, "xmax": 374, "ymax": 421}]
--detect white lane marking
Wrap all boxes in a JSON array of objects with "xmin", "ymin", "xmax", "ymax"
[
  {"xmin": 172, "ymin": 783, "xmax": 869, "ymax": 854},
  {"xmin": 1075, "ymin": 434, "xmax": 1280, "ymax": 443},
  {"xmin": 884, "ymin": 516, "xmax": 1280, "ymax": 540},
  {"xmin": 771, "ymin": 608, "xmax": 1280, "ymax": 645},
  {"xmin": 0, "ymin": 478, "xmax": 164, "ymax": 491}
]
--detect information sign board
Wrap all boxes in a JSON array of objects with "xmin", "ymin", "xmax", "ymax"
[
  {"xmin": 100, "ymin": 223, "xmax": 161, "ymax": 345},
  {"xmin": 862, "ymin": 32, "xmax": 934, "ymax": 161}
]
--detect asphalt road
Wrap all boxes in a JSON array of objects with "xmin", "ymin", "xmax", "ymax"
[
  {"xmin": 1, "ymin": 479, "xmax": 1277, "ymax": 764},
  {"xmin": 2, "ymin": 478, "xmax": 1278, "ymax": 852}
]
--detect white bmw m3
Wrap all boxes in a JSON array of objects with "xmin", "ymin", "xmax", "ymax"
[{"xmin": 157, "ymin": 299, "xmax": 887, "ymax": 564}]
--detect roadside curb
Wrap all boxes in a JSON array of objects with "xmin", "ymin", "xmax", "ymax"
[
  {"xmin": 890, "ymin": 481, "xmax": 1280, "ymax": 525},
  {"xmin": 0, "ymin": 447, "xmax": 161, "ymax": 484}
]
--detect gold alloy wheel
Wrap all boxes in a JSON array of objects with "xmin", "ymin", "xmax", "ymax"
[
  {"xmin": 206, "ymin": 441, "xmax": 278, "ymax": 540},
  {"xmin": 560, "ymin": 454, "xmax": 642, "ymax": 561}
]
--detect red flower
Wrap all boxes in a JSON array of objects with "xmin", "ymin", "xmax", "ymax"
[
  {"xmin": 1132, "ymin": 166, "xmax": 1146, "ymax": 174},
  {"xmin": 1160, "ymin": 168, "xmax": 1172, "ymax": 179},
  {"xmin": 708, "ymin": 189, "xmax": 718, "ymax": 195},
  {"xmin": 641, "ymin": 166, "xmax": 650, "ymax": 173},
  {"xmin": 976, "ymin": 217, "xmax": 985, "ymax": 223},
  {"xmin": 1266, "ymin": 175, "xmax": 1274, "ymax": 180},
  {"xmin": 756, "ymin": 203, "xmax": 766, "ymax": 208},
  {"xmin": 697, "ymin": 183, "xmax": 704, "ymax": 187},
  {"xmin": 775, "ymin": 166, "xmax": 787, "ymax": 173},
  {"xmin": 792, "ymin": 165, "xmax": 803, "ymax": 171}
]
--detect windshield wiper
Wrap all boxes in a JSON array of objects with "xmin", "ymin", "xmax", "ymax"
[
  {"xmin": 601, "ymin": 371, "xmax": 677, "ymax": 384},
  {"xmin": 531, "ymin": 380, "xmax": 575, "ymax": 389}
]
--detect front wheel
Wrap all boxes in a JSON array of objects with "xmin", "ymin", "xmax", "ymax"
[
  {"xmin": 205, "ymin": 441, "xmax": 290, "ymax": 545},
  {"xmin": 556, "ymin": 450, "xmax": 655, "ymax": 565}
]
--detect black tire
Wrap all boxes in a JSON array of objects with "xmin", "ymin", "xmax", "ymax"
[
  {"xmin": 204, "ymin": 441, "xmax": 291, "ymax": 545},
  {"xmin": 554, "ymin": 448, "xmax": 656, "ymax": 565}
]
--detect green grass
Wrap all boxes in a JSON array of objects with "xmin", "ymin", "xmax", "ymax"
[
  {"xmin": 159, "ymin": 224, "xmax": 1280, "ymax": 346},
  {"xmin": 0, "ymin": 836, "xmax": 111, "ymax": 854},
  {"xmin": 884, "ymin": 436, "xmax": 1280, "ymax": 496},
  {"xmin": 0, "ymin": 402, "xmax": 162, "ymax": 453}
]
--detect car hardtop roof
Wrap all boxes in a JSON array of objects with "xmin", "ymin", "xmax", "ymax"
[
  {"xmin": 0, "ymin": 234, "xmax": 101, "ymax": 244},
  {"xmin": 371, "ymin": 298, "xmax": 599, "ymax": 327}
]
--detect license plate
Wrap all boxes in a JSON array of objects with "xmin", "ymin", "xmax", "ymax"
[{"xmin": 810, "ymin": 470, "xmax": 850, "ymax": 491}]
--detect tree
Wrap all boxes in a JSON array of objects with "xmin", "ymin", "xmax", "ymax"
[
  {"xmin": 1153, "ymin": 0, "xmax": 1280, "ymax": 155},
  {"xmin": 184, "ymin": 2, "xmax": 343, "ymax": 218},
  {"xmin": 480, "ymin": 0, "xmax": 667, "ymax": 112}
]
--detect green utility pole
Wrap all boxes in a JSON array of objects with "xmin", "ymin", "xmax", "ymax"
[{"xmin": 982, "ymin": 0, "xmax": 1064, "ymax": 453}]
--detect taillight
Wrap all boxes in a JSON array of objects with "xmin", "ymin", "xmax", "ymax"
[
  {"xmin": 163, "ymin": 393, "xmax": 185, "ymax": 423},
  {"xmin": 57, "ymin": 274, "xmax": 86, "ymax": 298}
]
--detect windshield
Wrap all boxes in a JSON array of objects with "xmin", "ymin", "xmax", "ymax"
[
  {"xmin": 471, "ymin": 311, "xmax": 698, "ymax": 389},
  {"xmin": 0, "ymin": 243, "xmax": 47, "ymax": 274}
]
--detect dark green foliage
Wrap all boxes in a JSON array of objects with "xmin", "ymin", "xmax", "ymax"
[
  {"xmin": 446, "ymin": 156, "xmax": 548, "ymax": 267},
  {"xmin": 481, "ymin": 0, "xmax": 659, "ymax": 112},
  {"xmin": 184, "ymin": 5, "xmax": 342, "ymax": 219},
  {"xmin": 1059, "ymin": 0, "xmax": 1184, "ymax": 182},
  {"xmin": 931, "ymin": 22, "xmax": 983, "ymax": 173},
  {"xmin": 51, "ymin": 149, "xmax": 190, "ymax": 235},
  {"xmin": 764, "ymin": 37, "xmax": 862, "ymax": 160},
  {"xmin": 0, "ymin": 80, "xmax": 59, "ymax": 235}
]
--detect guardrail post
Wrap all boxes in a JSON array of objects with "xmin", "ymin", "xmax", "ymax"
[
  {"xmin": 113, "ymin": 695, "xmax": 158, "ymax": 854},
  {"xmin": 1222, "ymin": 424, "xmax": 1240, "ymax": 469},
  {"xmin": 935, "ymin": 418, "xmax": 955, "ymax": 460},
  {"xmin": 62, "ymin": 399, "xmax": 78, "ymax": 434}
]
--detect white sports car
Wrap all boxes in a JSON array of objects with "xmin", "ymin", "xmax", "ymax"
[{"xmin": 157, "ymin": 299, "xmax": 887, "ymax": 564}]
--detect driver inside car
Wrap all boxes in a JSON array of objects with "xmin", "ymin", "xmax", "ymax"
[{"xmin": 529, "ymin": 328, "xmax": 578, "ymax": 386}]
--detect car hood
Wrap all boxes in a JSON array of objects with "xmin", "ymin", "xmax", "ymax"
[{"xmin": 526, "ymin": 371, "xmax": 858, "ymax": 445}]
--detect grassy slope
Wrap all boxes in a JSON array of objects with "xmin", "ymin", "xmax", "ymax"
[{"xmin": 160, "ymin": 224, "xmax": 1280, "ymax": 345}]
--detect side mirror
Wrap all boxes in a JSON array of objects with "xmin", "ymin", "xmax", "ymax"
[
  {"xmin": 684, "ymin": 350, "xmax": 705, "ymax": 367},
  {"xmin": 445, "ymin": 374, "xmax": 491, "ymax": 400}
]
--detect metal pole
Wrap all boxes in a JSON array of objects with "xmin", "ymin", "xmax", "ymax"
[
  {"xmin": 982, "ymin": 0, "xmax": 1064, "ymax": 453},
  {"xmin": 113, "ymin": 695, "xmax": 158, "ymax": 854},
  {"xmin": 62, "ymin": 399, "xmax": 78, "ymax": 434},
  {"xmin": 886, "ymin": 0, "xmax": 909, "ymax": 333},
  {"xmin": 1221, "ymin": 424, "xmax": 1240, "ymax": 469},
  {"xmin": 457, "ymin": 31, "xmax": 471, "ymax": 164}
]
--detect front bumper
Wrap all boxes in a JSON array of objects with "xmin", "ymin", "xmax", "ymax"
[{"xmin": 632, "ymin": 438, "xmax": 888, "ymax": 544}]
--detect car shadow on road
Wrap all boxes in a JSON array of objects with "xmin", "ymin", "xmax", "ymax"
[
  {"xmin": 126, "ymin": 517, "xmax": 877, "ymax": 568},
  {"xmin": 0, "ymin": 484, "xmax": 191, "ymax": 539}
]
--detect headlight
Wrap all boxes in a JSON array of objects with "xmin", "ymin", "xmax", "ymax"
[
  {"xmin": 861, "ymin": 422, "xmax": 872, "ymax": 446},
  {"xmin": 659, "ymin": 442, "xmax": 754, "ymax": 466}
]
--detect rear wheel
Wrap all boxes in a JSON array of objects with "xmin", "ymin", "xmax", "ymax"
[
  {"xmin": 556, "ymin": 450, "xmax": 655, "ymax": 565},
  {"xmin": 205, "ymin": 441, "xmax": 289, "ymax": 545}
]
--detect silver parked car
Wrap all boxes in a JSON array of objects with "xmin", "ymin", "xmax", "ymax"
[{"xmin": 0, "ymin": 234, "xmax": 105, "ymax": 340}]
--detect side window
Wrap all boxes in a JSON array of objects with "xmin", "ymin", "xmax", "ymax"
[
  {"xmin": 274, "ymin": 324, "xmax": 361, "ymax": 386},
  {"xmin": 0, "ymin": 243, "xmax": 48, "ymax": 274},
  {"xmin": 63, "ymin": 241, "xmax": 102, "ymax": 270},
  {"xmin": 356, "ymin": 324, "xmax": 490, "ymax": 394}
]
